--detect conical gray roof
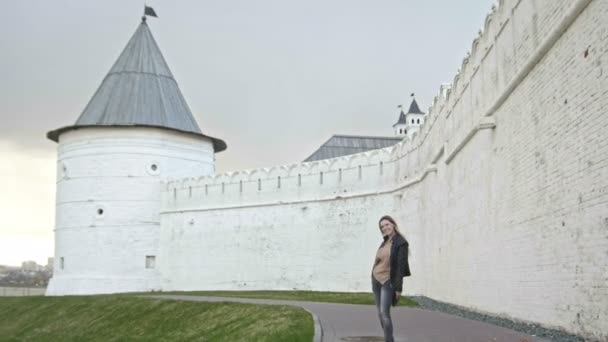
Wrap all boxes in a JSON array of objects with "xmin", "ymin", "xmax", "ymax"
[
  {"xmin": 47, "ymin": 18, "xmax": 226, "ymax": 152},
  {"xmin": 406, "ymin": 98, "xmax": 424, "ymax": 114},
  {"xmin": 393, "ymin": 110, "xmax": 406, "ymax": 127}
]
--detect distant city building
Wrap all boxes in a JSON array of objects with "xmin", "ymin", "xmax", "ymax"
[
  {"xmin": 21, "ymin": 261, "xmax": 42, "ymax": 272},
  {"xmin": 303, "ymin": 97, "xmax": 425, "ymax": 162},
  {"xmin": 303, "ymin": 135, "xmax": 403, "ymax": 162}
]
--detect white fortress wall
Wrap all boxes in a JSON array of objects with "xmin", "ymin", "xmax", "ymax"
[
  {"xmin": 160, "ymin": 194, "xmax": 397, "ymax": 292},
  {"xmin": 47, "ymin": 127, "xmax": 215, "ymax": 295},
  {"xmin": 160, "ymin": 0, "xmax": 607, "ymax": 339},
  {"xmin": 159, "ymin": 149, "xmax": 406, "ymax": 292}
]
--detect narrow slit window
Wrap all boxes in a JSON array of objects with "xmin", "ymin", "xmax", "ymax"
[{"xmin": 145, "ymin": 256, "xmax": 156, "ymax": 269}]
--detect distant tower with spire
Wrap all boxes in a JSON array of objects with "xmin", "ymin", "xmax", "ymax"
[
  {"xmin": 45, "ymin": 13, "xmax": 226, "ymax": 295},
  {"xmin": 393, "ymin": 94, "xmax": 425, "ymax": 139},
  {"xmin": 393, "ymin": 105, "xmax": 407, "ymax": 137}
]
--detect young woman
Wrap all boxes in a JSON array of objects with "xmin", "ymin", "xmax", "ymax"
[{"xmin": 371, "ymin": 215, "xmax": 411, "ymax": 342}]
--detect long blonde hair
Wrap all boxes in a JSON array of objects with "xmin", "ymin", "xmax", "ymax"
[{"xmin": 378, "ymin": 215, "xmax": 410, "ymax": 256}]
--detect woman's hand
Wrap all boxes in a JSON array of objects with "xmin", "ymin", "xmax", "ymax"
[{"xmin": 395, "ymin": 291, "xmax": 401, "ymax": 301}]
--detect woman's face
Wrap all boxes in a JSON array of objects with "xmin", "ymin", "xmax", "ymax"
[{"xmin": 380, "ymin": 219, "xmax": 395, "ymax": 237}]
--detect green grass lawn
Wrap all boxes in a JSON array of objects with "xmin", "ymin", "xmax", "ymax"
[
  {"xmin": 159, "ymin": 290, "xmax": 419, "ymax": 307},
  {"xmin": 0, "ymin": 295, "xmax": 313, "ymax": 342}
]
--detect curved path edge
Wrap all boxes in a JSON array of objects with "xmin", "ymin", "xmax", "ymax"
[{"xmin": 143, "ymin": 295, "xmax": 324, "ymax": 342}]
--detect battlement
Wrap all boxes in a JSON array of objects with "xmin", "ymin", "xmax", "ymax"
[{"xmin": 162, "ymin": 142, "xmax": 406, "ymax": 210}]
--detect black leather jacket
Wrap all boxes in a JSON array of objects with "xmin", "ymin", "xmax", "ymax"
[{"xmin": 377, "ymin": 234, "xmax": 411, "ymax": 293}]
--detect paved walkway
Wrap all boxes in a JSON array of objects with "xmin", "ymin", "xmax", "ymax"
[{"xmin": 146, "ymin": 295, "xmax": 550, "ymax": 342}]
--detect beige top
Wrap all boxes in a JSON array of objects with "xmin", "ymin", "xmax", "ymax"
[{"xmin": 372, "ymin": 238, "xmax": 392, "ymax": 285}]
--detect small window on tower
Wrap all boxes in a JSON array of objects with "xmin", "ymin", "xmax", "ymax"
[
  {"xmin": 417, "ymin": 119, "xmax": 420, "ymax": 124},
  {"xmin": 96, "ymin": 206, "xmax": 105, "ymax": 219},
  {"xmin": 145, "ymin": 256, "xmax": 156, "ymax": 269},
  {"xmin": 411, "ymin": 119, "xmax": 414, "ymax": 124},
  {"xmin": 60, "ymin": 163, "xmax": 68, "ymax": 179},
  {"xmin": 147, "ymin": 161, "xmax": 161, "ymax": 175}
]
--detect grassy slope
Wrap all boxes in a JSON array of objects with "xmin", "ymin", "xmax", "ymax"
[
  {"xmin": 0, "ymin": 296, "xmax": 313, "ymax": 342},
  {"xmin": 161, "ymin": 290, "xmax": 419, "ymax": 306}
]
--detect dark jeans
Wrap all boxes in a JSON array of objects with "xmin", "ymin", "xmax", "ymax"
[{"xmin": 372, "ymin": 276, "xmax": 395, "ymax": 342}]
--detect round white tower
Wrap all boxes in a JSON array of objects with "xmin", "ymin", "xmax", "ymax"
[{"xmin": 45, "ymin": 17, "xmax": 226, "ymax": 295}]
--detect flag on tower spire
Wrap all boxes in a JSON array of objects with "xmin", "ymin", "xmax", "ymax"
[{"xmin": 144, "ymin": 5, "xmax": 158, "ymax": 18}]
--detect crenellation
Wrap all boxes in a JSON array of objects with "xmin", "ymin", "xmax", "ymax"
[
  {"xmin": 451, "ymin": 69, "xmax": 462, "ymax": 100},
  {"xmin": 460, "ymin": 51, "xmax": 472, "ymax": 91}
]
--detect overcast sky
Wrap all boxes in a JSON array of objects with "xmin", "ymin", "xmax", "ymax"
[{"xmin": 0, "ymin": 0, "xmax": 493, "ymax": 266}]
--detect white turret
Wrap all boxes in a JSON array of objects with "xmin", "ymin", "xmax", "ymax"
[
  {"xmin": 394, "ymin": 95, "xmax": 426, "ymax": 139},
  {"xmin": 393, "ymin": 105, "xmax": 408, "ymax": 137},
  {"xmin": 404, "ymin": 96, "xmax": 425, "ymax": 138}
]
